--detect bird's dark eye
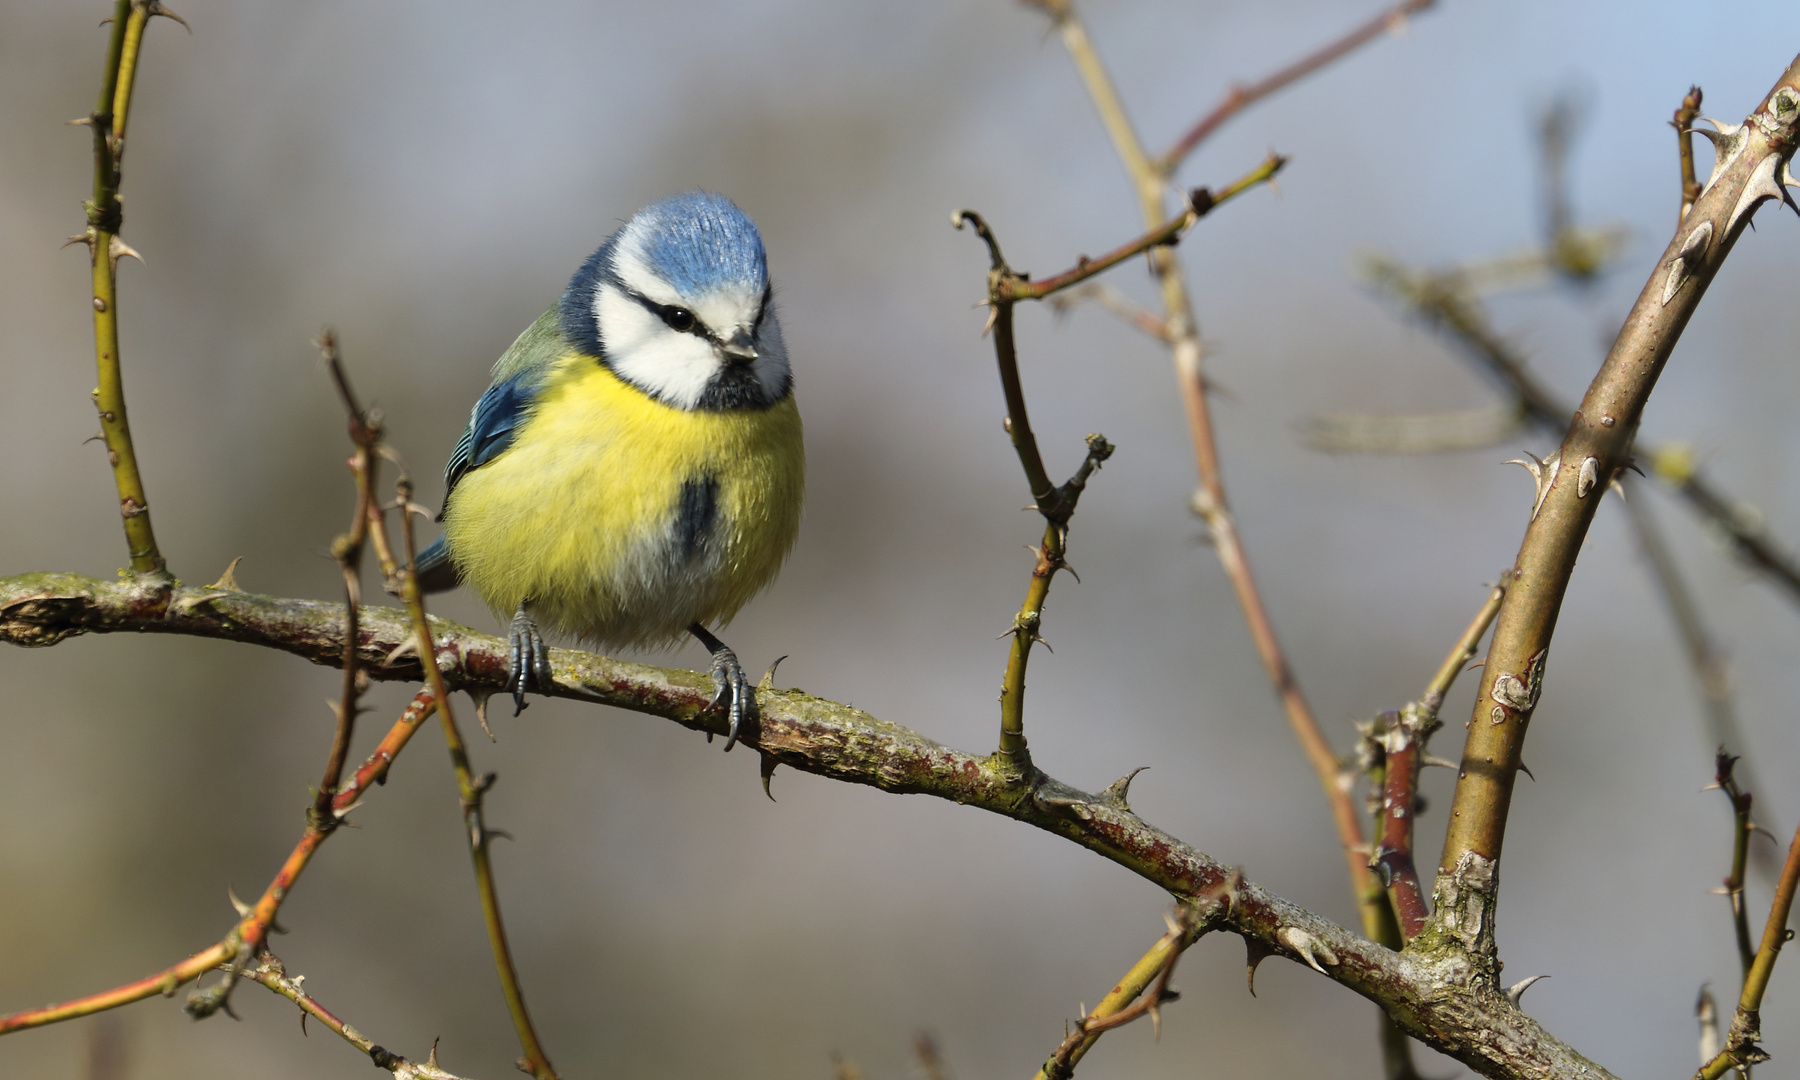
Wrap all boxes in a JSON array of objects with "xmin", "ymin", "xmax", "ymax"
[{"xmin": 660, "ymin": 306, "xmax": 696, "ymax": 333}]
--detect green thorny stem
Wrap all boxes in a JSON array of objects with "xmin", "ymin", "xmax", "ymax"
[
  {"xmin": 396, "ymin": 478, "xmax": 559, "ymax": 1080},
  {"xmin": 78, "ymin": 0, "xmax": 184, "ymax": 577},
  {"xmin": 955, "ymin": 156, "xmax": 1280, "ymax": 773},
  {"xmin": 1697, "ymin": 812, "xmax": 1800, "ymax": 1080},
  {"xmin": 1434, "ymin": 60, "xmax": 1800, "ymax": 974},
  {"xmin": 1032, "ymin": 891, "xmax": 1227, "ymax": 1080}
]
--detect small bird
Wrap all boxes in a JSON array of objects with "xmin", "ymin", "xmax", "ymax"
[{"xmin": 417, "ymin": 191, "xmax": 803, "ymax": 750}]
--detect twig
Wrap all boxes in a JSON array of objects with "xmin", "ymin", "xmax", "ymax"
[
  {"xmin": 312, "ymin": 331, "xmax": 380, "ymax": 836},
  {"xmin": 1696, "ymin": 814, "xmax": 1800, "ymax": 1079},
  {"xmin": 242, "ymin": 951, "xmax": 476, "ymax": 1080},
  {"xmin": 0, "ymin": 569, "xmax": 1627, "ymax": 1080},
  {"xmin": 1676, "ymin": 86, "xmax": 1705, "ymax": 223},
  {"xmin": 1709, "ymin": 752, "xmax": 1760, "ymax": 982},
  {"xmin": 75, "ymin": 0, "xmax": 174, "ymax": 576},
  {"xmin": 1361, "ymin": 254, "xmax": 1800, "ymax": 608},
  {"xmin": 1622, "ymin": 482, "xmax": 1750, "ymax": 783},
  {"xmin": 1033, "ymin": 900, "xmax": 1213, "ymax": 1080},
  {"xmin": 1433, "ymin": 61, "xmax": 1800, "ymax": 967},
  {"xmin": 0, "ymin": 354, "xmax": 447, "ymax": 1034},
  {"xmin": 1030, "ymin": 0, "xmax": 1387, "ymax": 948},
  {"xmin": 395, "ymin": 476, "xmax": 560, "ymax": 1080},
  {"xmin": 1049, "ymin": 283, "xmax": 1172, "ymax": 341},
  {"xmin": 990, "ymin": 154, "xmax": 1286, "ymax": 303},
  {"xmin": 1155, "ymin": 0, "xmax": 1436, "ymax": 174},
  {"xmin": 996, "ymin": 435, "xmax": 1114, "ymax": 769}
]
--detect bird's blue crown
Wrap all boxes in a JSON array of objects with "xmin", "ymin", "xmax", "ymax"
[{"xmin": 627, "ymin": 191, "xmax": 767, "ymax": 296}]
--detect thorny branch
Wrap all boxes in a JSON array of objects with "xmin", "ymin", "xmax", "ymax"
[
  {"xmin": 75, "ymin": 0, "xmax": 181, "ymax": 576},
  {"xmin": 1697, "ymin": 814, "xmax": 1800, "ymax": 1080},
  {"xmin": 1033, "ymin": 899, "xmax": 1214, "ymax": 1080},
  {"xmin": 242, "ymin": 951, "xmax": 477, "ymax": 1080},
  {"xmin": 0, "ymin": 354, "xmax": 440, "ymax": 1035},
  {"xmin": 1026, "ymin": 0, "xmax": 1390, "ymax": 966},
  {"xmin": 1432, "ymin": 59, "xmax": 1800, "ymax": 970},
  {"xmin": 1365, "ymin": 585, "xmax": 1504, "ymax": 941},
  {"xmin": 0, "ymin": 570, "xmax": 1624, "ymax": 1080},
  {"xmin": 1708, "ymin": 752, "xmax": 1761, "ymax": 982},
  {"xmin": 0, "ymin": 677, "xmax": 439, "ymax": 1035},
  {"xmin": 396, "ymin": 477, "xmax": 560, "ymax": 1080}
]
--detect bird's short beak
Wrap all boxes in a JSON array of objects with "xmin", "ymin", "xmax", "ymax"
[{"xmin": 718, "ymin": 330, "xmax": 758, "ymax": 364}]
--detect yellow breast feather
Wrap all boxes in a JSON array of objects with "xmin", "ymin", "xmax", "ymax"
[{"xmin": 442, "ymin": 352, "xmax": 804, "ymax": 647}]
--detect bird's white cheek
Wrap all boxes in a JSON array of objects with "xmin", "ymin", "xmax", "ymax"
[{"xmin": 596, "ymin": 288, "xmax": 719, "ymax": 409}]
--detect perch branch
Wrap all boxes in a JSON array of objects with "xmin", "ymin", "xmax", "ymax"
[{"xmin": 0, "ymin": 571, "xmax": 1623, "ymax": 1080}]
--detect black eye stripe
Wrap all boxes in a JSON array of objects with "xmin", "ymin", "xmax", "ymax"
[{"xmin": 622, "ymin": 287, "xmax": 708, "ymax": 339}]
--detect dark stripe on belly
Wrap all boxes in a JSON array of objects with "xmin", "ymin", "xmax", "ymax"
[{"xmin": 674, "ymin": 474, "xmax": 719, "ymax": 563}]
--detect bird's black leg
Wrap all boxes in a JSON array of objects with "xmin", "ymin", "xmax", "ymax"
[
  {"xmin": 507, "ymin": 602, "xmax": 552, "ymax": 715},
  {"xmin": 688, "ymin": 622, "xmax": 753, "ymax": 752}
]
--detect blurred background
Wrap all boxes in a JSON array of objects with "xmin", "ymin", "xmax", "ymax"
[{"xmin": 3, "ymin": 2, "xmax": 1799, "ymax": 1077}]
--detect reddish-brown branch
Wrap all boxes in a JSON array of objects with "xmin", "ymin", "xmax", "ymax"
[
  {"xmin": 0, "ymin": 687, "xmax": 438, "ymax": 1035},
  {"xmin": 1156, "ymin": 0, "xmax": 1436, "ymax": 173},
  {"xmin": 243, "ymin": 950, "xmax": 476, "ymax": 1079}
]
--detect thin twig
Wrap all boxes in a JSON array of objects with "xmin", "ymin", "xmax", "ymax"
[
  {"xmin": 1155, "ymin": 0, "xmax": 1436, "ymax": 174},
  {"xmin": 1621, "ymin": 482, "xmax": 1750, "ymax": 786},
  {"xmin": 312, "ymin": 330, "xmax": 380, "ymax": 836},
  {"xmin": 242, "ymin": 951, "xmax": 477, "ymax": 1079},
  {"xmin": 1360, "ymin": 255, "xmax": 1800, "ymax": 608},
  {"xmin": 0, "ymin": 692, "xmax": 434, "ymax": 1033},
  {"xmin": 395, "ymin": 476, "xmax": 560, "ymax": 1080},
  {"xmin": 1032, "ymin": 899, "xmax": 1215, "ymax": 1080},
  {"xmin": 0, "ymin": 356, "xmax": 446, "ymax": 1034},
  {"xmin": 77, "ymin": 0, "xmax": 170, "ymax": 576},
  {"xmin": 997, "ymin": 435, "xmax": 1114, "ymax": 769},
  {"xmin": 1031, "ymin": 0, "xmax": 1387, "ymax": 947},
  {"xmin": 1675, "ymin": 85, "xmax": 1704, "ymax": 223},
  {"xmin": 1709, "ymin": 752, "xmax": 1760, "ymax": 982},
  {"xmin": 1050, "ymin": 283, "xmax": 1172, "ymax": 341},
  {"xmin": 994, "ymin": 153, "xmax": 1286, "ymax": 303}
]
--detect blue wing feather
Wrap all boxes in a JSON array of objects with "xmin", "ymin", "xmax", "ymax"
[{"xmin": 444, "ymin": 374, "xmax": 536, "ymax": 499}]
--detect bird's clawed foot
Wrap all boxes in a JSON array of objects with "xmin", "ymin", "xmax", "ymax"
[
  {"xmin": 507, "ymin": 604, "xmax": 552, "ymax": 716},
  {"xmin": 688, "ymin": 622, "xmax": 756, "ymax": 752}
]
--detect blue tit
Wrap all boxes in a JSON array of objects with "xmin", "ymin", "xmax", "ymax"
[{"xmin": 416, "ymin": 191, "xmax": 804, "ymax": 750}]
